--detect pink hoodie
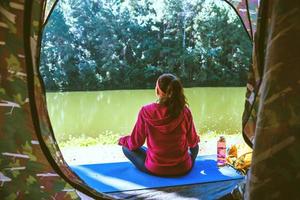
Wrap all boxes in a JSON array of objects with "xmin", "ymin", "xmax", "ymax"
[{"xmin": 118, "ymin": 103, "xmax": 200, "ymax": 176}]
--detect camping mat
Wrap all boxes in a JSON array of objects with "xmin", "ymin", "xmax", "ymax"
[
  {"xmin": 70, "ymin": 155, "xmax": 243, "ymax": 193},
  {"xmin": 109, "ymin": 179, "xmax": 243, "ymax": 199}
]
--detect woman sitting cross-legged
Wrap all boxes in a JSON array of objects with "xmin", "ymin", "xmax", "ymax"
[{"xmin": 118, "ymin": 73, "xmax": 200, "ymax": 177}]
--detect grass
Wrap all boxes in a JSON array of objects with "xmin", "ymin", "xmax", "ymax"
[
  {"xmin": 57, "ymin": 130, "xmax": 244, "ymax": 148},
  {"xmin": 57, "ymin": 130, "xmax": 120, "ymax": 148}
]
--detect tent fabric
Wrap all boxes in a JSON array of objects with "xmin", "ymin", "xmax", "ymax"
[
  {"xmin": 0, "ymin": 1, "xmax": 110, "ymax": 199},
  {"xmin": 4, "ymin": 0, "xmax": 299, "ymax": 199},
  {"xmin": 0, "ymin": 1, "xmax": 77, "ymax": 198},
  {"xmin": 241, "ymin": 0, "xmax": 264, "ymax": 148},
  {"xmin": 225, "ymin": 0, "xmax": 259, "ymax": 39},
  {"xmin": 245, "ymin": 0, "xmax": 300, "ymax": 199},
  {"xmin": 29, "ymin": 0, "xmax": 111, "ymax": 199},
  {"xmin": 1, "ymin": 0, "xmax": 257, "ymax": 199},
  {"xmin": 44, "ymin": 0, "xmax": 57, "ymax": 23}
]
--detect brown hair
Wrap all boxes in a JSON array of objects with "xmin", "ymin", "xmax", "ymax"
[{"xmin": 157, "ymin": 73, "xmax": 187, "ymax": 118}]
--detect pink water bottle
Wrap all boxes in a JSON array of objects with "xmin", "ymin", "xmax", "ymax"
[{"xmin": 217, "ymin": 136, "xmax": 226, "ymax": 167}]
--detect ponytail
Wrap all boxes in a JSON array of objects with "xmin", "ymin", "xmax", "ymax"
[{"xmin": 157, "ymin": 74, "xmax": 187, "ymax": 118}]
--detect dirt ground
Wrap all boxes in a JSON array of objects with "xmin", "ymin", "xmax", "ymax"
[{"xmin": 61, "ymin": 134, "xmax": 246, "ymax": 165}]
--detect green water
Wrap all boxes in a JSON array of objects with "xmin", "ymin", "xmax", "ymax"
[{"xmin": 46, "ymin": 87, "xmax": 246, "ymax": 143}]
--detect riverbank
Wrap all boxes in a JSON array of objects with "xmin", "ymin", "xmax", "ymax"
[{"xmin": 61, "ymin": 134, "xmax": 246, "ymax": 165}]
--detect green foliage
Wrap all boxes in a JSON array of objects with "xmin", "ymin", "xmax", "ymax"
[
  {"xmin": 59, "ymin": 131, "xmax": 120, "ymax": 147},
  {"xmin": 40, "ymin": 0, "xmax": 252, "ymax": 91}
]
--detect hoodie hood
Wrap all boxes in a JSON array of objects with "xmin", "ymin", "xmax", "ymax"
[{"xmin": 141, "ymin": 103, "xmax": 185, "ymax": 133}]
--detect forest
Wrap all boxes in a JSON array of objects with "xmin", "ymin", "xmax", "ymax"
[{"xmin": 40, "ymin": 0, "xmax": 252, "ymax": 91}]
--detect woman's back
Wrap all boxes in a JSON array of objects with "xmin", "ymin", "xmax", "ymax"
[{"xmin": 140, "ymin": 103, "xmax": 199, "ymax": 175}]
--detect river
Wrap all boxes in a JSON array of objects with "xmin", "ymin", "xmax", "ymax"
[{"xmin": 46, "ymin": 87, "xmax": 246, "ymax": 144}]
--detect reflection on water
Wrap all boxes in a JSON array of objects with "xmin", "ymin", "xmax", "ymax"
[{"xmin": 46, "ymin": 87, "xmax": 245, "ymax": 142}]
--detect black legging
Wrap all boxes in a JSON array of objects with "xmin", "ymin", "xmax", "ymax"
[{"xmin": 122, "ymin": 144, "xmax": 199, "ymax": 176}]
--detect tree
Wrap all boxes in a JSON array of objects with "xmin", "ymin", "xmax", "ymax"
[{"xmin": 40, "ymin": 0, "xmax": 252, "ymax": 91}]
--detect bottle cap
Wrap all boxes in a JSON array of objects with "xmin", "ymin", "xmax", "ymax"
[{"xmin": 219, "ymin": 136, "xmax": 225, "ymax": 142}]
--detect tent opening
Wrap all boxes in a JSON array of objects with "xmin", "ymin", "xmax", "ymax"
[{"xmin": 39, "ymin": 0, "xmax": 252, "ymax": 195}]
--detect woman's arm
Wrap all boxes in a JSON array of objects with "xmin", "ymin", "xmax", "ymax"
[
  {"xmin": 186, "ymin": 108, "xmax": 200, "ymax": 148},
  {"xmin": 118, "ymin": 108, "xmax": 146, "ymax": 150}
]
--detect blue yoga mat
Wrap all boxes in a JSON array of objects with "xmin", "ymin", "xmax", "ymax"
[{"xmin": 70, "ymin": 155, "xmax": 243, "ymax": 193}]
